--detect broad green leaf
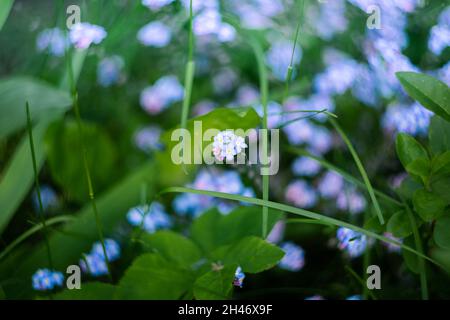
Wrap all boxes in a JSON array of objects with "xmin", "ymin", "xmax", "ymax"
[
  {"xmin": 395, "ymin": 133, "xmax": 428, "ymax": 169},
  {"xmin": 431, "ymin": 174, "xmax": 450, "ymax": 205},
  {"xmin": 413, "ymin": 189, "xmax": 447, "ymax": 222},
  {"xmin": 117, "ymin": 253, "xmax": 194, "ymax": 300},
  {"xmin": 387, "ymin": 211, "xmax": 413, "ymax": 238},
  {"xmin": 0, "ymin": 0, "xmax": 14, "ymax": 31},
  {"xmin": 406, "ymin": 158, "xmax": 431, "ymax": 185},
  {"xmin": 434, "ymin": 215, "xmax": 450, "ymax": 250},
  {"xmin": 141, "ymin": 231, "xmax": 203, "ymax": 269},
  {"xmin": 429, "ymin": 116, "xmax": 450, "ymax": 154},
  {"xmin": 0, "ymin": 77, "xmax": 72, "ymax": 138},
  {"xmin": 431, "ymin": 151, "xmax": 450, "ymax": 176},
  {"xmin": 211, "ymin": 236, "xmax": 284, "ymax": 273},
  {"xmin": 430, "ymin": 247, "xmax": 450, "ymax": 274},
  {"xmin": 45, "ymin": 119, "xmax": 117, "ymax": 203},
  {"xmin": 396, "ymin": 72, "xmax": 450, "ymax": 122},
  {"xmin": 403, "ymin": 237, "xmax": 420, "ymax": 274},
  {"xmin": 190, "ymin": 206, "xmax": 283, "ymax": 253},
  {"xmin": 0, "ymin": 162, "xmax": 156, "ymax": 299},
  {"xmin": 396, "ymin": 176, "xmax": 422, "ymax": 200},
  {"xmin": 193, "ymin": 265, "xmax": 236, "ymax": 300},
  {"xmin": 364, "ymin": 216, "xmax": 385, "ymax": 233},
  {"xmin": 0, "ymin": 119, "xmax": 49, "ymax": 234},
  {"xmin": 54, "ymin": 283, "xmax": 117, "ymax": 300}
]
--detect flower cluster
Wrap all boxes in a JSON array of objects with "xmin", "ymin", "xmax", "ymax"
[
  {"xmin": 278, "ymin": 242, "xmax": 305, "ymax": 272},
  {"xmin": 336, "ymin": 189, "xmax": 367, "ymax": 215},
  {"xmin": 137, "ymin": 21, "xmax": 172, "ymax": 47},
  {"xmin": 79, "ymin": 239, "xmax": 121, "ymax": 277},
  {"xmin": 140, "ymin": 75, "xmax": 184, "ymax": 115},
  {"xmin": 233, "ymin": 267, "xmax": 246, "ymax": 288},
  {"xmin": 141, "ymin": 0, "xmax": 175, "ymax": 11},
  {"xmin": 266, "ymin": 40, "xmax": 302, "ymax": 81},
  {"xmin": 318, "ymin": 171, "xmax": 344, "ymax": 199},
  {"xmin": 336, "ymin": 227, "xmax": 368, "ymax": 258},
  {"xmin": 173, "ymin": 169, "xmax": 255, "ymax": 217},
  {"xmin": 212, "ymin": 131, "xmax": 248, "ymax": 162},
  {"xmin": 69, "ymin": 22, "xmax": 107, "ymax": 49},
  {"xmin": 36, "ymin": 28, "xmax": 69, "ymax": 57},
  {"xmin": 285, "ymin": 180, "xmax": 317, "ymax": 209},
  {"xmin": 382, "ymin": 102, "xmax": 434, "ymax": 136},
  {"xmin": 32, "ymin": 269, "xmax": 64, "ymax": 291},
  {"xmin": 291, "ymin": 157, "xmax": 321, "ymax": 177},
  {"xmin": 127, "ymin": 202, "xmax": 172, "ymax": 233},
  {"xmin": 428, "ymin": 7, "xmax": 450, "ymax": 56}
]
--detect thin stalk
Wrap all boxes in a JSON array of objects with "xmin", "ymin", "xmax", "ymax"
[
  {"xmin": 284, "ymin": 0, "xmax": 306, "ymax": 101},
  {"xmin": 330, "ymin": 119, "xmax": 385, "ymax": 225},
  {"xmin": 403, "ymin": 199, "xmax": 429, "ymax": 300},
  {"xmin": 0, "ymin": 216, "xmax": 74, "ymax": 262},
  {"xmin": 285, "ymin": 218, "xmax": 334, "ymax": 227},
  {"xmin": 249, "ymin": 37, "xmax": 269, "ymax": 238},
  {"xmin": 72, "ymin": 92, "xmax": 112, "ymax": 281},
  {"xmin": 161, "ymin": 186, "xmax": 442, "ymax": 268},
  {"xmin": 286, "ymin": 147, "xmax": 402, "ymax": 207},
  {"xmin": 345, "ymin": 266, "xmax": 377, "ymax": 300},
  {"xmin": 26, "ymin": 102, "xmax": 53, "ymax": 270}
]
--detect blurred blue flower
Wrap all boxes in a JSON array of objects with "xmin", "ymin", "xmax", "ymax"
[
  {"xmin": 91, "ymin": 239, "xmax": 121, "ymax": 262},
  {"xmin": 292, "ymin": 157, "xmax": 321, "ymax": 177},
  {"xmin": 267, "ymin": 221, "xmax": 285, "ymax": 244},
  {"xmin": 428, "ymin": 6, "xmax": 450, "ymax": 55},
  {"xmin": 305, "ymin": 295, "xmax": 325, "ymax": 300},
  {"xmin": 69, "ymin": 22, "xmax": 107, "ymax": 49},
  {"xmin": 32, "ymin": 269, "xmax": 64, "ymax": 291},
  {"xmin": 141, "ymin": 0, "xmax": 175, "ymax": 11},
  {"xmin": 134, "ymin": 126, "xmax": 163, "ymax": 153},
  {"xmin": 336, "ymin": 189, "xmax": 367, "ymax": 215},
  {"xmin": 266, "ymin": 40, "xmax": 302, "ymax": 81},
  {"xmin": 97, "ymin": 55, "xmax": 125, "ymax": 87},
  {"xmin": 31, "ymin": 185, "xmax": 59, "ymax": 214},
  {"xmin": 286, "ymin": 180, "xmax": 317, "ymax": 209},
  {"xmin": 140, "ymin": 75, "xmax": 184, "ymax": 114},
  {"xmin": 36, "ymin": 28, "xmax": 69, "ymax": 57},
  {"xmin": 382, "ymin": 232, "xmax": 402, "ymax": 253},
  {"xmin": 318, "ymin": 171, "xmax": 344, "ymax": 199},
  {"xmin": 80, "ymin": 253, "xmax": 109, "ymax": 277},
  {"xmin": 438, "ymin": 61, "xmax": 450, "ymax": 85},
  {"xmin": 336, "ymin": 227, "xmax": 368, "ymax": 258},
  {"xmin": 279, "ymin": 242, "xmax": 305, "ymax": 272},
  {"xmin": 346, "ymin": 294, "xmax": 363, "ymax": 300},
  {"xmin": 307, "ymin": 0, "xmax": 348, "ymax": 40},
  {"xmin": 382, "ymin": 102, "xmax": 433, "ymax": 136},
  {"xmin": 137, "ymin": 21, "xmax": 171, "ymax": 47},
  {"xmin": 127, "ymin": 202, "xmax": 172, "ymax": 233},
  {"xmin": 233, "ymin": 266, "xmax": 245, "ymax": 288}
]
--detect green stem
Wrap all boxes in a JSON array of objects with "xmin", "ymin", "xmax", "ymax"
[
  {"xmin": 25, "ymin": 102, "xmax": 53, "ymax": 270},
  {"xmin": 72, "ymin": 92, "xmax": 112, "ymax": 281},
  {"xmin": 249, "ymin": 37, "xmax": 269, "ymax": 238},
  {"xmin": 161, "ymin": 187, "xmax": 442, "ymax": 268},
  {"xmin": 330, "ymin": 119, "xmax": 385, "ymax": 225},
  {"xmin": 403, "ymin": 199, "xmax": 429, "ymax": 300}
]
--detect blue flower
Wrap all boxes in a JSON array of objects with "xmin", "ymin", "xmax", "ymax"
[
  {"xmin": 141, "ymin": 0, "xmax": 175, "ymax": 11},
  {"xmin": 80, "ymin": 253, "xmax": 109, "ymax": 277},
  {"xmin": 134, "ymin": 126, "xmax": 163, "ymax": 153},
  {"xmin": 382, "ymin": 102, "xmax": 433, "ymax": 136},
  {"xmin": 137, "ymin": 21, "xmax": 171, "ymax": 47},
  {"xmin": 69, "ymin": 22, "xmax": 107, "ymax": 49},
  {"xmin": 97, "ymin": 55, "xmax": 125, "ymax": 87},
  {"xmin": 285, "ymin": 180, "xmax": 317, "ymax": 209},
  {"xmin": 91, "ymin": 239, "xmax": 121, "ymax": 262},
  {"xmin": 307, "ymin": 0, "xmax": 348, "ymax": 40},
  {"xmin": 305, "ymin": 295, "xmax": 325, "ymax": 300},
  {"xmin": 31, "ymin": 185, "xmax": 59, "ymax": 214},
  {"xmin": 292, "ymin": 157, "xmax": 321, "ymax": 177},
  {"xmin": 336, "ymin": 189, "xmax": 367, "ymax": 215},
  {"xmin": 140, "ymin": 75, "xmax": 184, "ymax": 114},
  {"xmin": 266, "ymin": 40, "xmax": 302, "ymax": 81},
  {"xmin": 36, "ymin": 28, "xmax": 69, "ymax": 57},
  {"xmin": 127, "ymin": 202, "xmax": 172, "ymax": 233},
  {"xmin": 318, "ymin": 171, "xmax": 344, "ymax": 199},
  {"xmin": 233, "ymin": 267, "xmax": 245, "ymax": 288},
  {"xmin": 336, "ymin": 227, "xmax": 368, "ymax": 258},
  {"xmin": 32, "ymin": 269, "xmax": 64, "ymax": 291},
  {"xmin": 278, "ymin": 242, "xmax": 305, "ymax": 272},
  {"xmin": 346, "ymin": 294, "xmax": 363, "ymax": 300}
]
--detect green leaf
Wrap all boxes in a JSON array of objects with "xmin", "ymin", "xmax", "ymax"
[
  {"xmin": 430, "ymin": 151, "xmax": 450, "ymax": 176},
  {"xmin": 403, "ymin": 236, "xmax": 420, "ymax": 274},
  {"xmin": 396, "ymin": 176, "xmax": 422, "ymax": 200},
  {"xmin": 193, "ymin": 265, "xmax": 236, "ymax": 300},
  {"xmin": 363, "ymin": 216, "xmax": 385, "ymax": 233},
  {"xmin": 0, "ymin": 77, "xmax": 72, "ymax": 138},
  {"xmin": 429, "ymin": 116, "xmax": 450, "ymax": 154},
  {"xmin": 413, "ymin": 189, "xmax": 447, "ymax": 222},
  {"xmin": 141, "ymin": 231, "xmax": 203, "ymax": 269},
  {"xmin": 54, "ymin": 283, "xmax": 117, "ymax": 300},
  {"xmin": 434, "ymin": 215, "xmax": 450, "ymax": 250},
  {"xmin": 387, "ymin": 211, "xmax": 413, "ymax": 238},
  {"xmin": 45, "ymin": 119, "xmax": 117, "ymax": 203},
  {"xmin": 406, "ymin": 158, "xmax": 431, "ymax": 185},
  {"xmin": 431, "ymin": 175, "xmax": 450, "ymax": 205},
  {"xmin": 0, "ymin": 120, "xmax": 48, "ymax": 234},
  {"xmin": 395, "ymin": 133, "xmax": 428, "ymax": 169},
  {"xmin": 211, "ymin": 236, "xmax": 284, "ymax": 273},
  {"xmin": 396, "ymin": 72, "xmax": 450, "ymax": 122},
  {"xmin": 0, "ymin": 0, "xmax": 14, "ymax": 31},
  {"xmin": 190, "ymin": 206, "xmax": 283, "ymax": 253},
  {"xmin": 117, "ymin": 253, "xmax": 194, "ymax": 300}
]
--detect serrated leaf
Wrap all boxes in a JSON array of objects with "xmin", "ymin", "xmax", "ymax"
[
  {"xmin": 193, "ymin": 265, "xmax": 236, "ymax": 300},
  {"xmin": 141, "ymin": 231, "xmax": 203, "ymax": 269},
  {"xmin": 396, "ymin": 72, "xmax": 450, "ymax": 122},
  {"xmin": 117, "ymin": 253, "xmax": 194, "ymax": 300}
]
